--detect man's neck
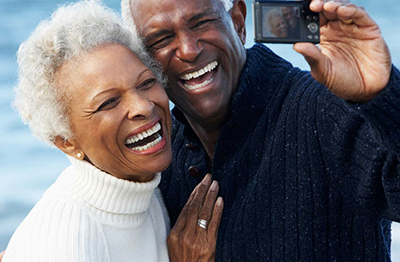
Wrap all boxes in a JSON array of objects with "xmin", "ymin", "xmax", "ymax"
[{"xmin": 186, "ymin": 115, "xmax": 228, "ymax": 161}]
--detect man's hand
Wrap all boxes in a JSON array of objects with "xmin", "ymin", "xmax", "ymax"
[{"xmin": 294, "ymin": 0, "xmax": 392, "ymax": 102}]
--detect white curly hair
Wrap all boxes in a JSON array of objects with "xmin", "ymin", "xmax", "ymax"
[
  {"xmin": 14, "ymin": 0, "xmax": 164, "ymax": 146},
  {"xmin": 121, "ymin": 0, "xmax": 233, "ymax": 39},
  {"xmin": 265, "ymin": 8, "xmax": 284, "ymax": 34}
]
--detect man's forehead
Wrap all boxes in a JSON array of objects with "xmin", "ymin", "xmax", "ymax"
[
  {"xmin": 130, "ymin": 0, "xmax": 225, "ymax": 29},
  {"xmin": 130, "ymin": 0, "xmax": 225, "ymax": 15},
  {"xmin": 281, "ymin": 6, "xmax": 294, "ymax": 11}
]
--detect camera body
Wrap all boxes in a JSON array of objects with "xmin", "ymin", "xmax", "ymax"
[{"xmin": 253, "ymin": 0, "xmax": 320, "ymax": 44}]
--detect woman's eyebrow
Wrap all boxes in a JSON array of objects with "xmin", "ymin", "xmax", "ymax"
[{"xmin": 90, "ymin": 87, "xmax": 119, "ymax": 102}]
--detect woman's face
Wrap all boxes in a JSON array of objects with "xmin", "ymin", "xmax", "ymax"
[
  {"xmin": 58, "ymin": 44, "xmax": 172, "ymax": 182},
  {"xmin": 270, "ymin": 15, "xmax": 288, "ymax": 38}
]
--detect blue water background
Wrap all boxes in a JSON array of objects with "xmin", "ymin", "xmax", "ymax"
[{"xmin": 1, "ymin": 0, "xmax": 400, "ymax": 259}]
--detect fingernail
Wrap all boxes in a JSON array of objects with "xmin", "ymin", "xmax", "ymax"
[
  {"xmin": 202, "ymin": 174, "xmax": 212, "ymax": 185},
  {"xmin": 210, "ymin": 180, "xmax": 218, "ymax": 191},
  {"xmin": 216, "ymin": 197, "xmax": 223, "ymax": 206}
]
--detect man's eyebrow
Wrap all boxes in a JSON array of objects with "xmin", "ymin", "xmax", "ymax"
[
  {"xmin": 144, "ymin": 8, "xmax": 218, "ymax": 43},
  {"xmin": 187, "ymin": 9, "xmax": 218, "ymax": 24},
  {"xmin": 145, "ymin": 29, "xmax": 173, "ymax": 43}
]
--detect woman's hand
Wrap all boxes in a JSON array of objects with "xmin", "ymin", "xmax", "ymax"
[
  {"xmin": 0, "ymin": 250, "xmax": 5, "ymax": 261},
  {"xmin": 167, "ymin": 174, "xmax": 224, "ymax": 262},
  {"xmin": 294, "ymin": 0, "xmax": 392, "ymax": 102}
]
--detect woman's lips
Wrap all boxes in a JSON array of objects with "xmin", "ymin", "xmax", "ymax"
[{"xmin": 124, "ymin": 121, "xmax": 166, "ymax": 154}]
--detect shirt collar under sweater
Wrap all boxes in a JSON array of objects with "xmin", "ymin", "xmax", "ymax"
[{"xmin": 66, "ymin": 156, "xmax": 161, "ymax": 215}]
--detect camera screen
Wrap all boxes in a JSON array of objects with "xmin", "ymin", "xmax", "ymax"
[
  {"xmin": 253, "ymin": 1, "xmax": 320, "ymax": 44},
  {"xmin": 262, "ymin": 5, "xmax": 300, "ymax": 39}
]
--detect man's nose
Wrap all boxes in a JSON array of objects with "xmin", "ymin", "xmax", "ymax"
[{"xmin": 175, "ymin": 31, "xmax": 203, "ymax": 62}]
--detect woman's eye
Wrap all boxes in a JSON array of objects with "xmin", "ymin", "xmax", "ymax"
[{"xmin": 98, "ymin": 97, "xmax": 119, "ymax": 111}]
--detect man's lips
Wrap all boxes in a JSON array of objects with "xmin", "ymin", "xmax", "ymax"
[{"xmin": 179, "ymin": 61, "xmax": 218, "ymax": 91}]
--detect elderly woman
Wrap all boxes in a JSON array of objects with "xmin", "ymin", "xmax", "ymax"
[
  {"xmin": 2, "ymin": 1, "xmax": 222, "ymax": 262},
  {"xmin": 265, "ymin": 8, "xmax": 288, "ymax": 38}
]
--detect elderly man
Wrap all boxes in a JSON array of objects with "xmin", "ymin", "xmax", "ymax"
[
  {"xmin": 122, "ymin": 0, "xmax": 400, "ymax": 261},
  {"xmin": 281, "ymin": 6, "xmax": 300, "ymax": 38}
]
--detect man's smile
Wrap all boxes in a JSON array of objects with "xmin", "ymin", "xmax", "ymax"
[{"xmin": 179, "ymin": 61, "xmax": 218, "ymax": 91}]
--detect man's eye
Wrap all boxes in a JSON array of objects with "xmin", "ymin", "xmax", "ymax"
[
  {"xmin": 149, "ymin": 35, "xmax": 173, "ymax": 50},
  {"xmin": 98, "ymin": 97, "xmax": 119, "ymax": 111},
  {"xmin": 140, "ymin": 78, "xmax": 157, "ymax": 90},
  {"xmin": 194, "ymin": 19, "xmax": 214, "ymax": 28}
]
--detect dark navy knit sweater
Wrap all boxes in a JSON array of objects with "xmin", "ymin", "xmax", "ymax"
[{"xmin": 159, "ymin": 44, "xmax": 400, "ymax": 262}]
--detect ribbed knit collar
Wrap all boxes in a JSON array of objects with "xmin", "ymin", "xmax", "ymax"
[{"xmin": 66, "ymin": 156, "xmax": 161, "ymax": 215}]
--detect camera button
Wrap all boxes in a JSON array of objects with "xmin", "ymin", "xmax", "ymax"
[
  {"xmin": 308, "ymin": 35, "xmax": 313, "ymax": 40},
  {"xmin": 306, "ymin": 15, "xmax": 312, "ymax": 20},
  {"xmin": 308, "ymin": 22, "xmax": 319, "ymax": 33},
  {"xmin": 313, "ymin": 15, "xmax": 319, "ymax": 21}
]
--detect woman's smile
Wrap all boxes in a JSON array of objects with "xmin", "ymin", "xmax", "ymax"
[
  {"xmin": 61, "ymin": 44, "xmax": 172, "ymax": 182},
  {"xmin": 124, "ymin": 120, "xmax": 167, "ymax": 154}
]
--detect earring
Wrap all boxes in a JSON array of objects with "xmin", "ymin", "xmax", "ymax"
[{"xmin": 77, "ymin": 152, "xmax": 82, "ymax": 159}]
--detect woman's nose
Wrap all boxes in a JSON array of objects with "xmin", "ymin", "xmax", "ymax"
[{"xmin": 127, "ymin": 94, "xmax": 155, "ymax": 120}]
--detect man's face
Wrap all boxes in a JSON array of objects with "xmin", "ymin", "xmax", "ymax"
[
  {"xmin": 130, "ymin": 0, "xmax": 246, "ymax": 125},
  {"xmin": 281, "ymin": 7, "xmax": 296, "ymax": 28}
]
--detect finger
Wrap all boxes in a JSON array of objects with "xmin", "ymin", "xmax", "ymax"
[
  {"xmin": 310, "ymin": 0, "xmax": 344, "ymax": 26},
  {"xmin": 197, "ymin": 180, "xmax": 220, "ymax": 223},
  {"xmin": 309, "ymin": 0, "xmax": 325, "ymax": 13},
  {"xmin": 293, "ymin": 43, "xmax": 327, "ymax": 81},
  {"xmin": 207, "ymin": 197, "xmax": 224, "ymax": 242},
  {"xmin": 337, "ymin": 4, "xmax": 375, "ymax": 27},
  {"xmin": 310, "ymin": 0, "xmax": 348, "ymax": 12},
  {"xmin": 321, "ymin": 1, "xmax": 344, "ymax": 21},
  {"xmin": 172, "ymin": 186, "xmax": 197, "ymax": 232},
  {"xmin": 186, "ymin": 174, "xmax": 212, "ymax": 229},
  {"xmin": 171, "ymin": 174, "xmax": 209, "ymax": 232},
  {"xmin": 0, "ymin": 251, "xmax": 5, "ymax": 260}
]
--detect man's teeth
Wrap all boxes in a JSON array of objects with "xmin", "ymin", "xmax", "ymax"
[
  {"xmin": 124, "ymin": 122, "xmax": 162, "ymax": 151},
  {"xmin": 180, "ymin": 61, "xmax": 218, "ymax": 81},
  {"xmin": 183, "ymin": 75, "xmax": 215, "ymax": 90}
]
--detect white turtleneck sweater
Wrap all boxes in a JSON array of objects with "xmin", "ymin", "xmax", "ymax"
[{"xmin": 3, "ymin": 157, "xmax": 170, "ymax": 262}]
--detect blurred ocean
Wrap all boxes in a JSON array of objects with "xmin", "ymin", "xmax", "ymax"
[{"xmin": 0, "ymin": 0, "xmax": 399, "ymax": 259}]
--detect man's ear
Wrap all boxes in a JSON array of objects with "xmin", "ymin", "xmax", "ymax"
[
  {"xmin": 231, "ymin": 0, "xmax": 247, "ymax": 45},
  {"xmin": 54, "ymin": 136, "xmax": 83, "ymax": 159}
]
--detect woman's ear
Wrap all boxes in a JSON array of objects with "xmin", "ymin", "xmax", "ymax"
[
  {"xmin": 54, "ymin": 136, "xmax": 85, "ymax": 160},
  {"xmin": 231, "ymin": 0, "xmax": 247, "ymax": 45}
]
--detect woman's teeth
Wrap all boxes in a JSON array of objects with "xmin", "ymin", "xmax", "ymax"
[
  {"xmin": 124, "ymin": 122, "xmax": 162, "ymax": 151},
  {"xmin": 131, "ymin": 134, "xmax": 162, "ymax": 152}
]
